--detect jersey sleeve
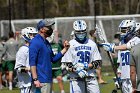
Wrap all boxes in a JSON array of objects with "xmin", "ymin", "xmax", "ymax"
[
  {"xmin": 15, "ymin": 46, "xmax": 28, "ymax": 69},
  {"xmin": 126, "ymin": 37, "xmax": 140, "ymax": 49},
  {"xmin": 61, "ymin": 45, "xmax": 73, "ymax": 63},
  {"xmin": 91, "ymin": 44, "xmax": 102, "ymax": 61},
  {"xmin": 117, "ymin": 51, "xmax": 121, "ymax": 64}
]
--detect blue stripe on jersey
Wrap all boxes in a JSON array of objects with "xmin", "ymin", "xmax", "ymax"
[{"xmin": 70, "ymin": 81, "xmax": 74, "ymax": 93}]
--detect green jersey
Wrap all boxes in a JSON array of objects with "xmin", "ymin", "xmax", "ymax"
[{"xmin": 51, "ymin": 43, "xmax": 62, "ymax": 69}]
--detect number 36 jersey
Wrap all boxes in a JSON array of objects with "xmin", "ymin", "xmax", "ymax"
[{"xmin": 61, "ymin": 39, "xmax": 102, "ymax": 78}]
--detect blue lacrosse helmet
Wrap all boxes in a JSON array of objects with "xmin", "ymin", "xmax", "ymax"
[
  {"xmin": 119, "ymin": 20, "xmax": 136, "ymax": 43},
  {"xmin": 73, "ymin": 20, "xmax": 87, "ymax": 43}
]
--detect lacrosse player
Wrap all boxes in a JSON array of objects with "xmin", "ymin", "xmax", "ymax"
[
  {"xmin": 116, "ymin": 20, "xmax": 137, "ymax": 93},
  {"xmin": 61, "ymin": 20, "xmax": 102, "ymax": 93},
  {"xmin": 101, "ymin": 20, "xmax": 140, "ymax": 52},
  {"xmin": 102, "ymin": 20, "xmax": 140, "ymax": 93},
  {"xmin": 14, "ymin": 27, "xmax": 37, "ymax": 93}
]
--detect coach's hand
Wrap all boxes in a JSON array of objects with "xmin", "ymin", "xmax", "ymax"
[
  {"xmin": 34, "ymin": 80, "xmax": 42, "ymax": 88},
  {"xmin": 61, "ymin": 40, "xmax": 70, "ymax": 54},
  {"xmin": 101, "ymin": 43, "xmax": 115, "ymax": 53},
  {"xmin": 77, "ymin": 69, "xmax": 88, "ymax": 78},
  {"xmin": 63, "ymin": 40, "xmax": 70, "ymax": 50}
]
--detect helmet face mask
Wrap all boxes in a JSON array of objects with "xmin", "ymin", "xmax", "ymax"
[
  {"xmin": 73, "ymin": 20, "xmax": 87, "ymax": 43},
  {"xmin": 75, "ymin": 30, "xmax": 87, "ymax": 41},
  {"xmin": 120, "ymin": 27, "xmax": 130, "ymax": 34}
]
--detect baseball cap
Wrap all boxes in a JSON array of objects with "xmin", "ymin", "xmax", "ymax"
[{"xmin": 37, "ymin": 19, "xmax": 55, "ymax": 30}]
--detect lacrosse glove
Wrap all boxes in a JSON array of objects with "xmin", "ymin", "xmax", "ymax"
[{"xmin": 101, "ymin": 43, "xmax": 115, "ymax": 53}]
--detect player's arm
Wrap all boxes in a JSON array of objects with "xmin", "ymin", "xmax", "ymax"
[
  {"xmin": 17, "ymin": 66, "xmax": 30, "ymax": 73},
  {"xmin": 15, "ymin": 47, "xmax": 30, "ymax": 72},
  {"xmin": 130, "ymin": 65, "xmax": 136, "ymax": 90},
  {"xmin": 102, "ymin": 37, "xmax": 140, "ymax": 52},
  {"xmin": 89, "ymin": 60, "xmax": 102, "ymax": 69},
  {"xmin": 114, "ymin": 44, "xmax": 127, "ymax": 51},
  {"xmin": 90, "ymin": 43, "xmax": 102, "ymax": 69},
  {"xmin": 130, "ymin": 50, "xmax": 137, "ymax": 90}
]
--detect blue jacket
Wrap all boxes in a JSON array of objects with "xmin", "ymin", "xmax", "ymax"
[{"xmin": 29, "ymin": 34, "xmax": 63, "ymax": 83}]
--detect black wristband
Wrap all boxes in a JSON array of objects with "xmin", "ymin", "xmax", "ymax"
[{"xmin": 33, "ymin": 78, "xmax": 38, "ymax": 81}]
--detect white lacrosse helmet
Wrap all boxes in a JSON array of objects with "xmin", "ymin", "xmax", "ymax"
[
  {"xmin": 70, "ymin": 30, "xmax": 75, "ymax": 39},
  {"xmin": 135, "ymin": 23, "xmax": 140, "ymax": 31},
  {"xmin": 133, "ymin": 22, "xmax": 140, "ymax": 37},
  {"xmin": 73, "ymin": 20, "xmax": 87, "ymax": 31},
  {"xmin": 21, "ymin": 27, "xmax": 37, "ymax": 41},
  {"xmin": 27, "ymin": 27, "xmax": 38, "ymax": 34},
  {"xmin": 73, "ymin": 20, "xmax": 87, "ymax": 43},
  {"xmin": 119, "ymin": 20, "xmax": 136, "ymax": 35}
]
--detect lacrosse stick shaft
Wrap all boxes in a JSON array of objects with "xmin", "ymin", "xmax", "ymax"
[{"xmin": 95, "ymin": 28, "xmax": 123, "ymax": 93}]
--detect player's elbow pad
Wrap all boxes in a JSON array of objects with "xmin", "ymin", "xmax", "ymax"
[
  {"xmin": 91, "ymin": 60, "xmax": 102, "ymax": 69},
  {"xmin": 17, "ymin": 66, "xmax": 26, "ymax": 73}
]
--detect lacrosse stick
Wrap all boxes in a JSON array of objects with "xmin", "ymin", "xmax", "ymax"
[{"xmin": 95, "ymin": 25, "xmax": 123, "ymax": 93}]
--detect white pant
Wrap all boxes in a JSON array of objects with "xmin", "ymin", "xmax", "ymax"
[
  {"xmin": 20, "ymin": 86, "xmax": 33, "ymax": 93},
  {"xmin": 121, "ymin": 79, "xmax": 133, "ymax": 93},
  {"xmin": 70, "ymin": 77, "xmax": 100, "ymax": 93}
]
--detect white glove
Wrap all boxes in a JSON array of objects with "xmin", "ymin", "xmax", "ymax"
[
  {"xmin": 77, "ymin": 69, "xmax": 88, "ymax": 78},
  {"xmin": 73, "ymin": 62, "xmax": 88, "ymax": 70},
  {"xmin": 61, "ymin": 63, "xmax": 67, "ymax": 70},
  {"xmin": 101, "ymin": 43, "xmax": 115, "ymax": 52}
]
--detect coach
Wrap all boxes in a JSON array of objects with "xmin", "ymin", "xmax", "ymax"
[
  {"xmin": 130, "ymin": 43, "xmax": 140, "ymax": 93},
  {"xmin": 29, "ymin": 19, "xmax": 69, "ymax": 93}
]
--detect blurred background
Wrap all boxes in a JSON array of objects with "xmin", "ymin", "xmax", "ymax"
[{"xmin": 0, "ymin": 0, "xmax": 140, "ymax": 93}]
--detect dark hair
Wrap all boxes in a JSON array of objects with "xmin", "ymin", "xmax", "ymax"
[
  {"xmin": 1, "ymin": 36, "xmax": 8, "ymax": 41},
  {"xmin": 89, "ymin": 29, "xmax": 96, "ymax": 36},
  {"xmin": 114, "ymin": 34, "xmax": 120, "ymax": 39},
  {"xmin": 9, "ymin": 31, "xmax": 14, "ymax": 38}
]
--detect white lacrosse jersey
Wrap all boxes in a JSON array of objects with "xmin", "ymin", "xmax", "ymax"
[
  {"xmin": 126, "ymin": 36, "xmax": 140, "ymax": 49},
  {"xmin": 61, "ymin": 39, "xmax": 102, "ymax": 78},
  {"xmin": 117, "ymin": 45, "xmax": 130, "ymax": 79},
  {"xmin": 15, "ymin": 45, "xmax": 31, "ymax": 88}
]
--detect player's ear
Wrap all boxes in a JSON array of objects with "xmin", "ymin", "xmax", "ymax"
[{"xmin": 40, "ymin": 28, "xmax": 45, "ymax": 33}]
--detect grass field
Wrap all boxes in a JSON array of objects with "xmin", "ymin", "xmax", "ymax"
[{"xmin": 0, "ymin": 66, "xmax": 121, "ymax": 93}]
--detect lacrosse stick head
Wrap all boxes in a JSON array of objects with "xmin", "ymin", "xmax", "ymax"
[{"xmin": 95, "ymin": 24, "xmax": 106, "ymax": 43}]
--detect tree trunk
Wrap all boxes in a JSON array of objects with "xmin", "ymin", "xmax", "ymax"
[
  {"xmin": 108, "ymin": 0, "xmax": 112, "ymax": 14},
  {"xmin": 99, "ymin": 0, "xmax": 103, "ymax": 15},
  {"xmin": 136, "ymin": 0, "xmax": 140, "ymax": 14},
  {"xmin": 124, "ymin": 0, "xmax": 129, "ymax": 14},
  {"xmin": 88, "ymin": 0, "xmax": 95, "ymax": 16},
  {"xmin": 68, "ymin": 0, "xmax": 75, "ymax": 16}
]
